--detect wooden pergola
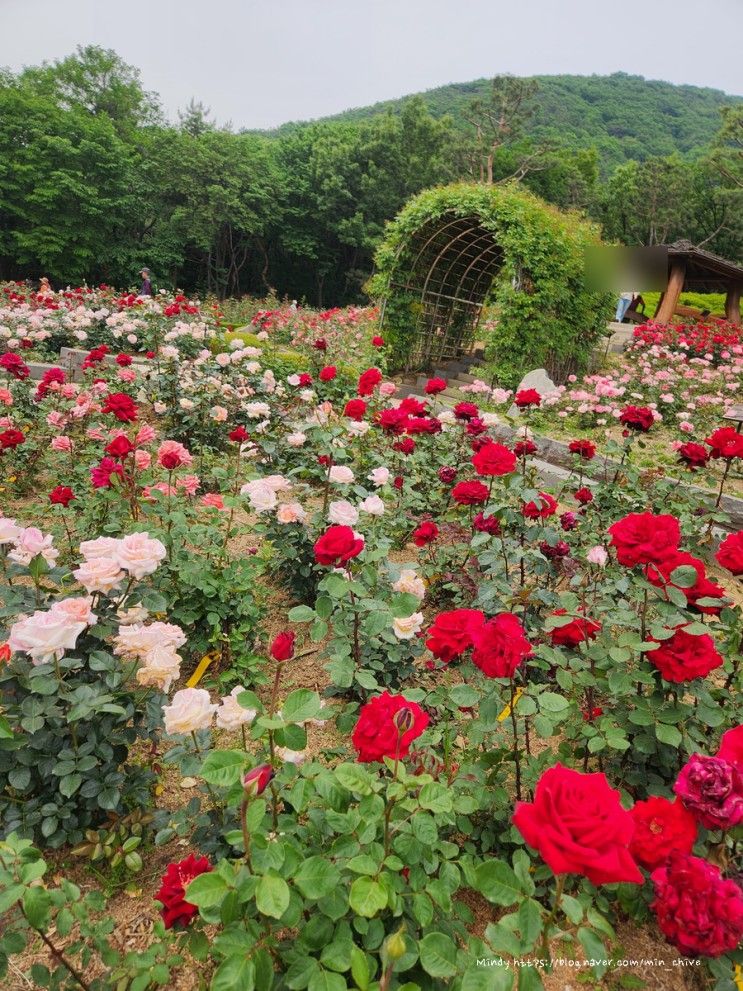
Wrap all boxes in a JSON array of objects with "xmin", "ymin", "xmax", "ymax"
[{"xmin": 654, "ymin": 240, "xmax": 743, "ymax": 325}]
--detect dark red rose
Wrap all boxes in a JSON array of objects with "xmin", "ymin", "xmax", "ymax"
[
  {"xmin": 357, "ymin": 367, "xmax": 382, "ymax": 396},
  {"xmin": 313, "ymin": 338, "xmax": 327, "ymax": 351},
  {"xmin": 377, "ymin": 407, "xmax": 408, "ymax": 435},
  {"xmin": 426, "ymin": 609, "xmax": 485, "ymax": 663},
  {"xmin": 0, "ymin": 352, "xmax": 30, "ymax": 380},
  {"xmin": 0, "ymin": 428, "xmax": 25, "ymax": 450},
  {"xmin": 452, "ymin": 480, "xmax": 490, "ymax": 505},
  {"xmin": 49, "ymin": 485, "xmax": 75, "ymax": 507},
  {"xmin": 514, "ymin": 439, "xmax": 537, "ymax": 457},
  {"xmin": 412, "ymin": 521, "xmax": 438, "ymax": 546},
  {"xmin": 677, "ymin": 442, "xmax": 710, "ymax": 471},
  {"xmin": 471, "ymin": 613, "xmax": 531, "ymax": 678},
  {"xmin": 90, "ymin": 457, "xmax": 124, "ymax": 489},
  {"xmin": 228, "ymin": 426, "xmax": 249, "ymax": 442},
  {"xmin": 352, "ymin": 691, "xmax": 430, "ymax": 763},
  {"xmin": 393, "ymin": 475, "xmax": 403, "ymax": 490},
  {"xmin": 242, "ymin": 763, "xmax": 274, "ymax": 796},
  {"xmin": 319, "ymin": 365, "xmax": 337, "ymax": 382},
  {"xmin": 425, "ymin": 377, "xmax": 447, "ymax": 395},
  {"xmin": 372, "ymin": 335, "xmax": 384, "ymax": 347},
  {"xmin": 101, "ymin": 392, "xmax": 138, "ymax": 422},
  {"xmin": 645, "ymin": 551, "xmax": 725, "ymax": 615},
  {"xmin": 629, "ymin": 797, "xmax": 697, "ymax": 871},
  {"xmin": 146, "ymin": 351, "xmax": 156, "ymax": 359},
  {"xmin": 514, "ymin": 388, "xmax": 541, "ymax": 408},
  {"xmin": 116, "ymin": 353, "xmax": 133, "ymax": 367},
  {"xmin": 607, "ymin": 512, "xmax": 680, "ymax": 567},
  {"xmin": 314, "ymin": 525, "xmax": 364, "ymax": 566},
  {"xmin": 705, "ymin": 426, "xmax": 743, "ymax": 459},
  {"xmin": 35, "ymin": 367, "xmax": 66, "ymax": 399},
  {"xmin": 155, "ymin": 853, "xmax": 212, "ymax": 929},
  {"xmin": 472, "ymin": 442, "xmax": 517, "ymax": 477},
  {"xmin": 343, "ymin": 399, "xmax": 367, "ymax": 421},
  {"xmin": 522, "ymin": 492, "xmax": 558, "ymax": 519},
  {"xmin": 718, "ymin": 725, "xmax": 743, "ymax": 771},
  {"xmin": 540, "ymin": 539, "xmax": 570, "ymax": 559},
  {"xmin": 453, "ymin": 401, "xmax": 479, "ymax": 421},
  {"xmin": 548, "ymin": 609, "xmax": 601, "ymax": 647},
  {"xmin": 473, "ymin": 512, "xmax": 501, "ymax": 535},
  {"xmin": 270, "ymin": 631, "xmax": 296, "ymax": 661},
  {"xmin": 406, "ymin": 416, "xmax": 441, "ymax": 435},
  {"xmin": 574, "ymin": 487, "xmax": 593, "ymax": 505},
  {"xmin": 298, "ymin": 372, "xmax": 313, "ymax": 386},
  {"xmin": 317, "ymin": 454, "xmax": 331, "ymax": 467},
  {"xmin": 619, "ymin": 405, "xmax": 655, "ymax": 432},
  {"xmin": 513, "ymin": 764, "xmax": 643, "ymax": 885},
  {"xmin": 650, "ymin": 852, "xmax": 743, "ymax": 957},
  {"xmin": 393, "ymin": 437, "xmax": 416, "ymax": 455},
  {"xmin": 716, "ymin": 530, "xmax": 743, "ymax": 576},
  {"xmin": 674, "ymin": 754, "xmax": 743, "ymax": 831},
  {"xmin": 569, "ymin": 438, "xmax": 596, "ymax": 460},
  {"xmin": 438, "ymin": 466, "xmax": 457, "ymax": 484},
  {"xmin": 560, "ymin": 512, "xmax": 578, "ymax": 531},
  {"xmin": 465, "ymin": 417, "xmax": 487, "ymax": 437},
  {"xmin": 105, "ymin": 435, "xmax": 135, "ymax": 459}
]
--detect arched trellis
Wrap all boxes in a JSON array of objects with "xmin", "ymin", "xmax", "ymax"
[{"xmin": 370, "ymin": 184, "xmax": 611, "ymax": 385}]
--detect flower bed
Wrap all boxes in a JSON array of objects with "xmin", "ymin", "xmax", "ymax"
[{"xmin": 0, "ymin": 293, "xmax": 742, "ymax": 991}]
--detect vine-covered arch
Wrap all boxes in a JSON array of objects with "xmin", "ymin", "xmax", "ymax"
[{"xmin": 370, "ymin": 183, "xmax": 611, "ymax": 386}]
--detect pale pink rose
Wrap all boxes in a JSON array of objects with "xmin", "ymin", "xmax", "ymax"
[
  {"xmin": 50, "ymin": 597, "xmax": 97, "ymax": 626},
  {"xmin": 586, "ymin": 545, "xmax": 608, "ymax": 567},
  {"xmin": 379, "ymin": 382, "xmax": 397, "ymax": 397},
  {"xmin": 276, "ymin": 747, "xmax": 307, "ymax": 765},
  {"xmin": 134, "ymin": 449, "xmax": 152, "ymax": 470},
  {"xmin": 359, "ymin": 495, "xmax": 384, "ymax": 516},
  {"xmin": 86, "ymin": 427, "xmax": 106, "ymax": 441},
  {"xmin": 201, "ymin": 493, "xmax": 226, "ymax": 511},
  {"xmin": 135, "ymin": 425, "xmax": 156, "ymax": 446},
  {"xmin": 114, "ymin": 622, "xmax": 186, "ymax": 659},
  {"xmin": 368, "ymin": 466, "xmax": 390, "ymax": 487},
  {"xmin": 216, "ymin": 686, "xmax": 257, "ymax": 730},
  {"xmin": 73, "ymin": 557, "xmax": 126, "ymax": 594},
  {"xmin": 8, "ymin": 609, "xmax": 87, "ymax": 665},
  {"xmin": 393, "ymin": 569, "xmax": 425, "ymax": 601},
  {"xmin": 115, "ymin": 532, "xmax": 167, "ymax": 579},
  {"xmin": 392, "ymin": 612, "xmax": 424, "ymax": 640},
  {"xmin": 51, "ymin": 436, "xmax": 73, "ymax": 452},
  {"xmin": 176, "ymin": 474, "xmax": 200, "ymax": 496},
  {"xmin": 245, "ymin": 402, "xmax": 270, "ymax": 419},
  {"xmin": 118, "ymin": 369, "xmax": 136, "ymax": 383},
  {"xmin": 215, "ymin": 352, "xmax": 231, "ymax": 367},
  {"xmin": 679, "ymin": 421, "xmax": 694, "ymax": 433},
  {"xmin": 0, "ymin": 517, "xmax": 20, "ymax": 545},
  {"xmin": 163, "ymin": 688, "xmax": 217, "ymax": 735},
  {"xmin": 9, "ymin": 528, "xmax": 59, "ymax": 567},
  {"xmin": 276, "ymin": 501, "xmax": 307, "ymax": 524},
  {"xmin": 286, "ymin": 432, "xmax": 306, "ymax": 447},
  {"xmin": 61, "ymin": 383, "xmax": 77, "ymax": 399},
  {"xmin": 157, "ymin": 440, "xmax": 193, "ymax": 469},
  {"xmin": 262, "ymin": 475, "xmax": 291, "ymax": 493},
  {"xmin": 135, "ymin": 645, "xmax": 181, "ymax": 692},
  {"xmin": 329, "ymin": 465, "xmax": 354, "ymax": 484},
  {"xmin": 210, "ymin": 405, "xmax": 228, "ymax": 422},
  {"xmin": 153, "ymin": 401, "xmax": 167, "ymax": 415},
  {"xmin": 328, "ymin": 500, "xmax": 359, "ymax": 526},
  {"xmin": 46, "ymin": 411, "xmax": 66, "ymax": 429},
  {"xmin": 241, "ymin": 479, "xmax": 278, "ymax": 512},
  {"xmin": 79, "ymin": 536, "xmax": 121, "ymax": 560}
]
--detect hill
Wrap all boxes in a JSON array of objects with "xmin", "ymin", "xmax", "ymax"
[{"xmin": 263, "ymin": 72, "xmax": 742, "ymax": 171}]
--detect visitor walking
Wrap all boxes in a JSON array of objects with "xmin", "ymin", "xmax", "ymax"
[{"xmin": 139, "ymin": 267, "xmax": 153, "ymax": 296}]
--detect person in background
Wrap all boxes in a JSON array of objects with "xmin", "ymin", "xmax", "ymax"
[
  {"xmin": 38, "ymin": 276, "xmax": 53, "ymax": 296},
  {"xmin": 139, "ymin": 267, "xmax": 153, "ymax": 296},
  {"xmin": 615, "ymin": 290, "xmax": 634, "ymax": 322}
]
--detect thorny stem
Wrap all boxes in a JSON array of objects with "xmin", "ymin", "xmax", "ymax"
[
  {"xmin": 34, "ymin": 928, "xmax": 93, "ymax": 991},
  {"xmin": 509, "ymin": 677, "xmax": 522, "ymax": 801},
  {"xmin": 538, "ymin": 873, "xmax": 566, "ymax": 966}
]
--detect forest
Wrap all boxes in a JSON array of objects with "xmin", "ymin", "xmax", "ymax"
[{"xmin": 0, "ymin": 47, "xmax": 741, "ymax": 303}]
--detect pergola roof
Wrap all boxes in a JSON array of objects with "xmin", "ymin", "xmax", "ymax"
[{"xmin": 667, "ymin": 239, "xmax": 743, "ymax": 293}]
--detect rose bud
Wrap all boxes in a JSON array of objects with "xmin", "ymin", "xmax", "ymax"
[
  {"xmin": 0, "ymin": 642, "xmax": 10, "ymax": 664},
  {"xmin": 270, "ymin": 631, "xmax": 296, "ymax": 661},
  {"xmin": 242, "ymin": 763, "xmax": 274, "ymax": 797},
  {"xmin": 393, "ymin": 706, "xmax": 415, "ymax": 735},
  {"xmin": 384, "ymin": 928, "xmax": 407, "ymax": 961}
]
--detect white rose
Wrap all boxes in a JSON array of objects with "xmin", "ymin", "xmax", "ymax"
[
  {"xmin": 360, "ymin": 495, "xmax": 385, "ymax": 516},
  {"xmin": 329, "ymin": 465, "xmax": 354, "ymax": 484},
  {"xmin": 136, "ymin": 645, "xmax": 182, "ymax": 692},
  {"xmin": 392, "ymin": 612, "xmax": 424, "ymax": 640},
  {"xmin": 368, "ymin": 467, "xmax": 390, "ymax": 487},
  {"xmin": 8, "ymin": 609, "xmax": 87, "ymax": 665},
  {"xmin": 393, "ymin": 569, "xmax": 425, "ymax": 601},
  {"xmin": 328, "ymin": 500, "xmax": 359, "ymax": 526},
  {"xmin": 115, "ymin": 532, "xmax": 167, "ymax": 579},
  {"xmin": 162, "ymin": 688, "xmax": 217, "ymax": 735},
  {"xmin": 216, "ymin": 686, "xmax": 257, "ymax": 730}
]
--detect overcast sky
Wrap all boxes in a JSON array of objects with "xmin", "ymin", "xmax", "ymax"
[{"xmin": 2, "ymin": 0, "xmax": 742, "ymax": 129}]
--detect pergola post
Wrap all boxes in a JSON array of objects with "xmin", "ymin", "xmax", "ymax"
[
  {"xmin": 725, "ymin": 283, "xmax": 742, "ymax": 325},
  {"xmin": 656, "ymin": 260, "xmax": 686, "ymax": 324}
]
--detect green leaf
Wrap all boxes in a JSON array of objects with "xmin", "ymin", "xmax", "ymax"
[
  {"xmin": 350, "ymin": 945, "xmax": 370, "ymax": 990},
  {"xmin": 22, "ymin": 887, "xmax": 51, "ymax": 930},
  {"xmin": 282, "ymin": 689, "xmax": 322, "ymax": 724},
  {"xmin": 348, "ymin": 877, "xmax": 387, "ymax": 918},
  {"xmin": 184, "ymin": 872, "xmax": 229, "ymax": 908},
  {"xmin": 518, "ymin": 898, "xmax": 543, "ymax": 948},
  {"xmin": 335, "ymin": 763, "xmax": 374, "ymax": 796},
  {"xmin": 418, "ymin": 782, "xmax": 452, "ymax": 813},
  {"xmin": 462, "ymin": 968, "xmax": 513, "ymax": 991},
  {"xmin": 200, "ymin": 750, "xmax": 247, "ymax": 787},
  {"xmin": 256, "ymin": 874, "xmax": 290, "ymax": 919},
  {"xmin": 669, "ymin": 565, "xmax": 699, "ymax": 589},
  {"xmin": 0, "ymin": 884, "xmax": 24, "ymax": 916},
  {"xmin": 288, "ymin": 605, "xmax": 316, "ymax": 623},
  {"xmin": 538, "ymin": 692, "xmax": 569, "ymax": 713},
  {"xmin": 390, "ymin": 592, "xmax": 422, "ymax": 618},
  {"xmin": 418, "ymin": 931, "xmax": 458, "ymax": 978},
  {"xmin": 656, "ymin": 723, "xmax": 682, "ymax": 747},
  {"xmin": 211, "ymin": 956, "xmax": 256, "ymax": 991},
  {"xmin": 578, "ymin": 927, "xmax": 608, "ymax": 978},
  {"xmin": 293, "ymin": 857, "xmax": 341, "ymax": 899},
  {"xmin": 308, "ymin": 970, "xmax": 348, "ymax": 991},
  {"xmin": 475, "ymin": 860, "xmax": 522, "ymax": 906}
]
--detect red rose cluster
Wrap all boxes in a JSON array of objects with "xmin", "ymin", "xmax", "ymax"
[
  {"xmin": 426, "ymin": 608, "xmax": 531, "ymax": 678},
  {"xmin": 352, "ymin": 691, "xmax": 430, "ymax": 763}
]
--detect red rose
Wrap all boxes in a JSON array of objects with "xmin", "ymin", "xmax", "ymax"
[
  {"xmin": 425, "ymin": 377, "xmax": 447, "ymax": 395},
  {"xmin": 412, "ymin": 521, "xmax": 438, "ymax": 546},
  {"xmin": 718, "ymin": 725, "xmax": 743, "ymax": 770},
  {"xmin": 116, "ymin": 353, "xmax": 133, "ymax": 367},
  {"xmin": 453, "ymin": 401, "xmax": 478, "ymax": 421},
  {"xmin": 313, "ymin": 338, "xmax": 327, "ymax": 351},
  {"xmin": 146, "ymin": 351, "xmax": 156, "ymax": 359},
  {"xmin": 105, "ymin": 435, "xmax": 135, "ymax": 459},
  {"xmin": 357, "ymin": 367, "xmax": 382, "ymax": 396},
  {"xmin": 646, "ymin": 551, "xmax": 725, "ymax": 615},
  {"xmin": 319, "ymin": 365, "xmax": 337, "ymax": 382},
  {"xmin": 406, "ymin": 416, "xmax": 442, "ymax": 435},
  {"xmin": 228, "ymin": 426, "xmax": 249, "ymax": 442},
  {"xmin": 513, "ymin": 764, "xmax": 643, "ymax": 885},
  {"xmin": 0, "ymin": 428, "xmax": 25, "ymax": 450},
  {"xmin": 49, "ymin": 485, "xmax": 75, "ymax": 507},
  {"xmin": 91, "ymin": 456, "xmax": 124, "ymax": 489},
  {"xmin": 472, "ymin": 442, "xmax": 517, "ymax": 477},
  {"xmin": 0, "ymin": 352, "xmax": 30, "ymax": 380},
  {"xmin": 629, "ymin": 797, "xmax": 697, "ymax": 871},
  {"xmin": 426, "ymin": 609, "xmax": 485, "ymax": 663},
  {"xmin": 452, "ymin": 480, "xmax": 490, "ymax": 505},
  {"xmin": 398, "ymin": 397, "xmax": 427, "ymax": 416},
  {"xmin": 560, "ymin": 512, "xmax": 578, "ymax": 532},
  {"xmin": 393, "ymin": 437, "xmax": 416, "ymax": 455},
  {"xmin": 651, "ymin": 853, "xmax": 743, "ymax": 957},
  {"xmin": 314, "ymin": 525, "xmax": 364, "ymax": 566},
  {"xmin": 352, "ymin": 691, "xmax": 430, "ymax": 763},
  {"xmin": 548, "ymin": 609, "xmax": 601, "ymax": 647},
  {"xmin": 471, "ymin": 613, "xmax": 531, "ymax": 678},
  {"xmin": 270, "ymin": 630, "xmax": 296, "ymax": 661},
  {"xmin": 466, "ymin": 417, "xmax": 487, "ymax": 437},
  {"xmin": 716, "ymin": 530, "xmax": 743, "ymax": 576},
  {"xmin": 35, "ymin": 366, "xmax": 66, "ymax": 400},
  {"xmin": 155, "ymin": 853, "xmax": 212, "ymax": 929},
  {"xmin": 298, "ymin": 373, "xmax": 313, "ymax": 386},
  {"xmin": 522, "ymin": 492, "xmax": 558, "ymax": 519},
  {"xmin": 393, "ymin": 475, "xmax": 403, "ymax": 490},
  {"xmin": 569, "ymin": 439, "xmax": 596, "ymax": 460},
  {"xmin": 343, "ymin": 399, "xmax": 367, "ymax": 421},
  {"xmin": 473, "ymin": 512, "xmax": 501, "ymax": 535},
  {"xmin": 677, "ymin": 442, "xmax": 709, "ymax": 471},
  {"xmin": 607, "ymin": 512, "xmax": 680, "ymax": 567},
  {"xmin": 574, "ymin": 487, "xmax": 593, "ymax": 505},
  {"xmin": 619, "ymin": 405, "xmax": 655, "ymax": 432},
  {"xmin": 317, "ymin": 454, "xmax": 331, "ymax": 467},
  {"xmin": 101, "ymin": 392, "xmax": 138, "ymax": 422},
  {"xmin": 438, "ymin": 466, "xmax": 457, "ymax": 484},
  {"xmin": 372, "ymin": 335, "xmax": 384, "ymax": 347},
  {"xmin": 377, "ymin": 408, "xmax": 409, "ymax": 434},
  {"xmin": 242, "ymin": 763, "xmax": 274, "ymax": 796},
  {"xmin": 541, "ymin": 539, "xmax": 570, "ymax": 559},
  {"xmin": 514, "ymin": 388, "xmax": 541, "ymax": 408},
  {"xmin": 705, "ymin": 426, "xmax": 743, "ymax": 459},
  {"xmin": 514, "ymin": 439, "xmax": 537, "ymax": 457}
]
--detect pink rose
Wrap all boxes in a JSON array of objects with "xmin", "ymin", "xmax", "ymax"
[
  {"xmin": 115, "ymin": 532, "xmax": 167, "ymax": 579},
  {"xmin": 51, "ymin": 436, "xmax": 73, "ymax": 452},
  {"xmin": 8, "ymin": 528, "xmax": 59, "ymax": 567},
  {"xmin": 8, "ymin": 608, "xmax": 87, "ymax": 665},
  {"xmin": 50, "ymin": 597, "xmax": 97, "ymax": 626},
  {"xmin": 163, "ymin": 688, "xmax": 217, "ymax": 735},
  {"xmin": 79, "ymin": 536, "xmax": 121, "ymax": 560},
  {"xmin": 73, "ymin": 557, "xmax": 126, "ymax": 594}
]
